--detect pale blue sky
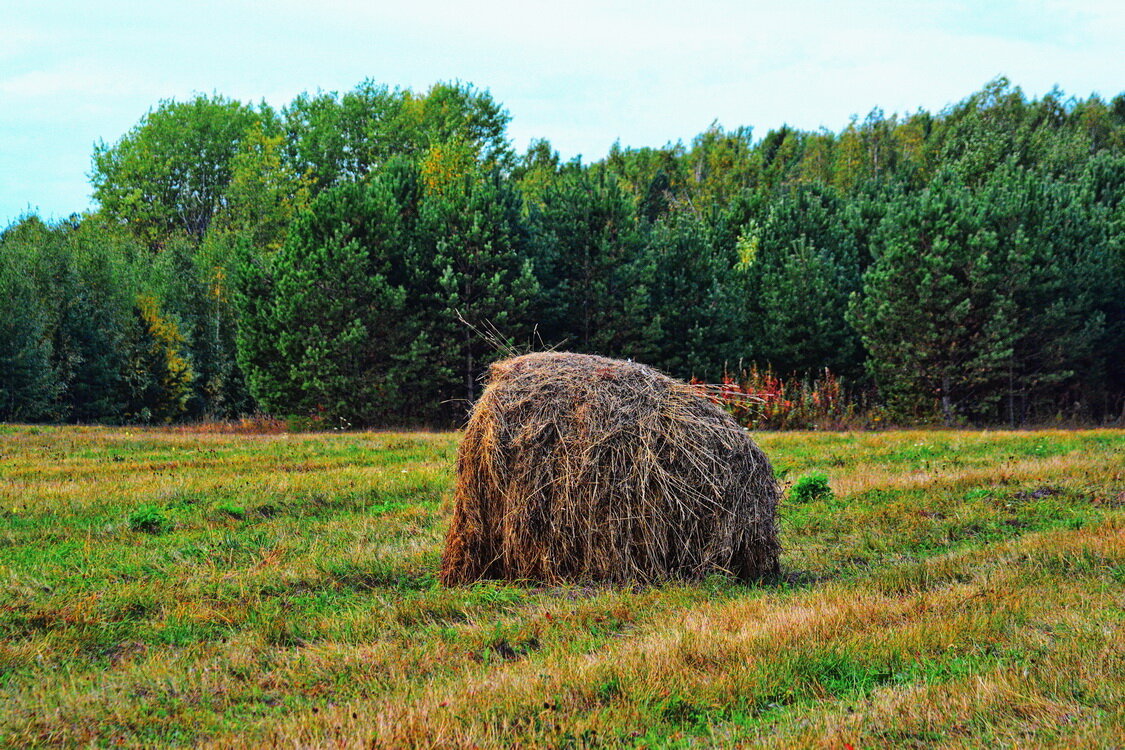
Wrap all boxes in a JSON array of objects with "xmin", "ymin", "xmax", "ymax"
[{"xmin": 2, "ymin": 0, "xmax": 1122, "ymax": 227}]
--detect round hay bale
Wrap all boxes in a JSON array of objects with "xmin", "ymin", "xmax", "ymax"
[{"xmin": 440, "ymin": 352, "xmax": 780, "ymax": 585}]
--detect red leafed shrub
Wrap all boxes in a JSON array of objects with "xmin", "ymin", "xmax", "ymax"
[
  {"xmin": 692, "ymin": 366, "xmax": 878, "ymax": 430},
  {"xmin": 172, "ymin": 416, "xmax": 290, "ymax": 434}
]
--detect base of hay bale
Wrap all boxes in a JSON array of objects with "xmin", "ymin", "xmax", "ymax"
[{"xmin": 440, "ymin": 352, "xmax": 780, "ymax": 585}]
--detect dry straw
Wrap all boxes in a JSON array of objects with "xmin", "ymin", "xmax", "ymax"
[{"xmin": 441, "ymin": 352, "xmax": 780, "ymax": 585}]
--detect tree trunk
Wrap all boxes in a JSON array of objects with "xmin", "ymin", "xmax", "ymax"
[
  {"xmin": 465, "ymin": 324, "xmax": 474, "ymax": 407},
  {"xmin": 941, "ymin": 372, "xmax": 953, "ymax": 425}
]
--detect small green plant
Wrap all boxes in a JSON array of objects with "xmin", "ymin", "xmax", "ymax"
[
  {"xmin": 215, "ymin": 501, "xmax": 246, "ymax": 520},
  {"xmin": 468, "ymin": 582, "xmax": 525, "ymax": 607},
  {"xmin": 788, "ymin": 473, "xmax": 833, "ymax": 504},
  {"xmin": 129, "ymin": 505, "xmax": 171, "ymax": 534}
]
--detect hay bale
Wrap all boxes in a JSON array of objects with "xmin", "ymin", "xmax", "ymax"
[{"xmin": 440, "ymin": 352, "xmax": 780, "ymax": 585}]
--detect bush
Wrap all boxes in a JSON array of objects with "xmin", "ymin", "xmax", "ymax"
[
  {"xmin": 789, "ymin": 473, "xmax": 834, "ymax": 504},
  {"xmin": 692, "ymin": 367, "xmax": 874, "ymax": 430},
  {"xmin": 129, "ymin": 505, "xmax": 172, "ymax": 534},
  {"xmin": 215, "ymin": 501, "xmax": 246, "ymax": 520}
]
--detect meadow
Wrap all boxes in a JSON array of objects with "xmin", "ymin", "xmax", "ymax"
[{"xmin": 1, "ymin": 425, "xmax": 1122, "ymax": 748}]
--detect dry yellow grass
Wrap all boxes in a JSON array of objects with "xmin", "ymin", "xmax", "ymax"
[{"xmin": 239, "ymin": 519, "xmax": 1124, "ymax": 748}]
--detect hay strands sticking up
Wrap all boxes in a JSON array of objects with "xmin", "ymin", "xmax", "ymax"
[{"xmin": 441, "ymin": 352, "xmax": 781, "ymax": 586}]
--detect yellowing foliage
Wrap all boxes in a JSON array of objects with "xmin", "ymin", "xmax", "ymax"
[
  {"xmin": 136, "ymin": 293, "xmax": 195, "ymax": 420},
  {"xmin": 420, "ymin": 140, "xmax": 474, "ymax": 197}
]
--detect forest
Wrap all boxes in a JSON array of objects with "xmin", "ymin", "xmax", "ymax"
[{"xmin": 1, "ymin": 77, "xmax": 1123, "ymax": 427}]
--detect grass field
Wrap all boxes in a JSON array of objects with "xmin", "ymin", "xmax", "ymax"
[{"xmin": 1, "ymin": 425, "xmax": 1123, "ymax": 748}]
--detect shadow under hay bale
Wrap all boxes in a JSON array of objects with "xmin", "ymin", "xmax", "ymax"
[{"xmin": 440, "ymin": 352, "xmax": 780, "ymax": 585}]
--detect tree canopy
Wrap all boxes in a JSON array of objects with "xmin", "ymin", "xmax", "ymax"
[{"xmin": 3, "ymin": 77, "xmax": 1124, "ymax": 426}]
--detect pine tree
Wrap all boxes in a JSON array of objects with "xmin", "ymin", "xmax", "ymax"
[
  {"xmin": 526, "ymin": 168, "xmax": 652, "ymax": 358},
  {"xmin": 643, "ymin": 208, "xmax": 734, "ymax": 379},
  {"xmin": 415, "ymin": 150, "xmax": 538, "ymax": 413},
  {"xmin": 984, "ymin": 163, "xmax": 1117, "ymax": 421},
  {"xmin": 729, "ymin": 184, "xmax": 866, "ymax": 377},
  {"xmin": 236, "ymin": 170, "xmax": 415, "ymax": 425},
  {"xmin": 848, "ymin": 172, "xmax": 1017, "ymax": 422},
  {"xmin": 121, "ymin": 295, "xmax": 196, "ymax": 423},
  {"xmin": 756, "ymin": 236, "xmax": 859, "ymax": 376},
  {"xmin": 59, "ymin": 219, "xmax": 140, "ymax": 422}
]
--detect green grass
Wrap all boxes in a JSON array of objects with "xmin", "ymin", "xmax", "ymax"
[{"xmin": 0, "ymin": 425, "xmax": 1122, "ymax": 747}]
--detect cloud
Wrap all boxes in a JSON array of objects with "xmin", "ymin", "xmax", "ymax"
[{"xmin": 0, "ymin": 66, "xmax": 139, "ymax": 99}]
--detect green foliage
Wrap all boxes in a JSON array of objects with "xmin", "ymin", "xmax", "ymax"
[
  {"xmin": 848, "ymin": 171, "xmax": 1018, "ymax": 422},
  {"xmin": 212, "ymin": 124, "xmax": 310, "ymax": 254},
  {"xmin": 788, "ymin": 473, "xmax": 834, "ymax": 504},
  {"xmin": 415, "ymin": 152, "xmax": 539, "ymax": 411},
  {"xmin": 128, "ymin": 505, "xmax": 172, "ymax": 534},
  {"xmin": 849, "ymin": 160, "xmax": 1123, "ymax": 423},
  {"xmin": 152, "ymin": 235, "xmax": 251, "ymax": 419},
  {"xmin": 3, "ymin": 77, "xmax": 1124, "ymax": 426},
  {"xmin": 0, "ymin": 214, "xmax": 196, "ymax": 425},
  {"xmin": 748, "ymin": 185, "xmax": 867, "ymax": 376},
  {"xmin": 282, "ymin": 80, "xmax": 512, "ymax": 192},
  {"xmin": 91, "ymin": 94, "xmax": 267, "ymax": 246},
  {"xmin": 122, "ymin": 295, "xmax": 196, "ymax": 423},
  {"xmin": 755, "ymin": 236, "xmax": 859, "ymax": 376},
  {"xmin": 0, "ymin": 220, "xmax": 60, "ymax": 421},
  {"xmin": 642, "ymin": 208, "xmax": 734, "ymax": 378},
  {"xmin": 52, "ymin": 218, "xmax": 141, "ymax": 421},
  {"xmin": 980, "ymin": 163, "xmax": 1115, "ymax": 422},
  {"xmin": 526, "ymin": 168, "xmax": 653, "ymax": 358},
  {"xmin": 239, "ymin": 173, "xmax": 414, "ymax": 425}
]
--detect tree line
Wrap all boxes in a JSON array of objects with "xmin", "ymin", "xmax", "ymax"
[{"xmin": 2, "ymin": 77, "xmax": 1123, "ymax": 427}]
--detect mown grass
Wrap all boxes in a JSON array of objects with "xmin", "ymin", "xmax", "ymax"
[{"xmin": 0, "ymin": 426, "xmax": 1122, "ymax": 748}]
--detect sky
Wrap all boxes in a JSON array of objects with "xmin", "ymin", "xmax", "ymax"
[{"xmin": 2, "ymin": 0, "xmax": 1123, "ymax": 227}]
